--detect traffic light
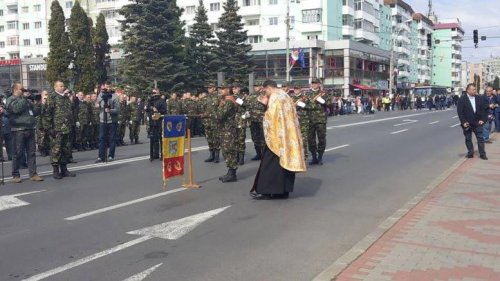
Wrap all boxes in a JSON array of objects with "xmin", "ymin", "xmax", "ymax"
[
  {"xmin": 473, "ymin": 29, "xmax": 478, "ymax": 48},
  {"xmin": 427, "ymin": 33, "xmax": 432, "ymax": 48}
]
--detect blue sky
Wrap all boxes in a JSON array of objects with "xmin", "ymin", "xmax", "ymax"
[{"xmin": 409, "ymin": 0, "xmax": 500, "ymax": 63}]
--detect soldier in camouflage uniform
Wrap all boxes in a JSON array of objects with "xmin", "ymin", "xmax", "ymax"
[
  {"xmin": 168, "ymin": 92, "xmax": 182, "ymax": 115},
  {"xmin": 232, "ymin": 82, "xmax": 248, "ymax": 165},
  {"xmin": 75, "ymin": 92, "xmax": 91, "ymax": 151},
  {"xmin": 246, "ymin": 82, "xmax": 266, "ymax": 160},
  {"xmin": 217, "ymin": 82, "xmax": 238, "ymax": 182},
  {"xmin": 117, "ymin": 94, "xmax": 130, "ymax": 146},
  {"xmin": 202, "ymin": 83, "xmax": 221, "ymax": 163},
  {"xmin": 305, "ymin": 78, "xmax": 330, "ymax": 165},
  {"xmin": 36, "ymin": 91, "xmax": 50, "ymax": 156},
  {"xmin": 90, "ymin": 93, "xmax": 100, "ymax": 149},
  {"xmin": 43, "ymin": 81, "xmax": 76, "ymax": 179},
  {"xmin": 128, "ymin": 96, "xmax": 142, "ymax": 144},
  {"xmin": 290, "ymin": 85, "xmax": 310, "ymax": 160}
]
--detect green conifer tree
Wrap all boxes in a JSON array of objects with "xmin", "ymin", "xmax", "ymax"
[
  {"xmin": 69, "ymin": 1, "xmax": 95, "ymax": 92},
  {"xmin": 46, "ymin": 0, "xmax": 72, "ymax": 85},
  {"xmin": 119, "ymin": 0, "xmax": 187, "ymax": 92},
  {"xmin": 93, "ymin": 13, "xmax": 111, "ymax": 86},
  {"xmin": 216, "ymin": 0, "xmax": 253, "ymax": 83}
]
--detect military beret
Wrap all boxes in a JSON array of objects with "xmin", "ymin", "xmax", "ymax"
[
  {"xmin": 311, "ymin": 78, "xmax": 322, "ymax": 84},
  {"xmin": 219, "ymin": 81, "xmax": 232, "ymax": 88}
]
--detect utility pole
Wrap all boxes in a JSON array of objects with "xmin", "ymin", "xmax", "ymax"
[{"xmin": 285, "ymin": 0, "xmax": 290, "ymax": 82}]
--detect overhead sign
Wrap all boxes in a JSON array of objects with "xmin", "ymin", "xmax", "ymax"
[
  {"xmin": 0, "ymin": 59, "xmax": 21, "ymax": 66},
  {"xmin": 28, "ymin": 64, "xmax": 47, "ymax": 72}
]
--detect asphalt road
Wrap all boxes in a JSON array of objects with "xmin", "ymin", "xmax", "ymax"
[{"xmin": 0, "ymin": 108, "xmax": 470, "ymax": 281}]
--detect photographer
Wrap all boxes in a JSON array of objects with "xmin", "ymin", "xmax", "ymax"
[
  {"xmin": 5, "ymin": 83, "xmax": 43, "ymax": 183},
  {"xmin": 95, "ymin": 82, "xmax": 120, "ymax": 162},
  {"xmin": 145, "ymin": 88, "xmax": 167, "ymax": 161}
]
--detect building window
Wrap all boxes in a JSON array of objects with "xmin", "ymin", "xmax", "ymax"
[
  {"xmin": 210, "ymin": 23, "xmax": 218, "ymax": 31},
  {"xmin": 354, "ymin": 0, "xmax": 362, "ymax": 11},
  {"xmin": 66, "ymin": 1, "xmax": 73, "ymax": 9},
  {"xmin": 22, "ymin": 6, "xmax": 29, "ymax": 13},
  {"xmin": 307, "ymin": 34, "xmax": 319, "ymax": 40},
  {"xmin": 0, "ymin": 10, "xmax": 3, "ymax": 16},
  {"xmin": 7, "ymin": 36, "xmax": 19, "ymax": 46},
  {"xmin": 36, "ymin": 38, "xmax": 43, "ymax": 45},
  {"xmin": 35, "ymin": 22, "xmax": 42, "ymax": 29},
  {"xmin": 342, "ymin": 14, "xmax": 353, "ymax": 27},
  {"xmin": 7, "ymin": 21, "xmax": 18, "ymax": 30},
  {"xmin": 96, "ymin": 0, "xmax": 117, "ymax": 3},
  {"xmin": 247, "ymin": 35, "xmax": 262, "ymax": 43},
  {"xmin": 269, "ymin": 17, "xmax": 278, "ymax": 25},
  {"xmin": 354, "ymin": 18, "xmax": 362, "ymax": 29},
  {"xmin": 0, "ymin": 42, "xmax": 4, "ymax": 48},
  {"xmin": 0, "ymin": 26, "xmax": 4, "ymax": 32},
  {"xmin": 34, "ymin": 5, "xmax": 41, "ymax": 12},
  {"xmin": 10, "ymin": 53, "xmax": 19, "ymax": 59},
  {"xmin": 24, "ymin": 39, "xmax": 30, "ymax": 46},
  {"xmin": 23, "ymin": 23, "xmax": 29, "ymax": 30},
  {"xmin": 269, "ymin": 0, "xmax": 278, "ymax": 4},
  {"xmin": 36, "ymin": 54, "xmax": 44, "ymax": 58},
  {"xmin": 246, "ymin": 19, "xmax": 260, "ymax": 26},
  {"xmin": 185, "ymin": 5, "xmax": 195, "ymax": 14},
  {"xmin": 102, "ymin": 9, "xmax": 118, "ymax": 19},
  {"xmin": 302, "ymin": 9, "xmax": 321, "ymax": 23},
  {"xmin": 243, "ymin": 0, "xmax": 261, "ymax": 6},
  {"xmin": 210, "ymin": 3, "xmax": 220, "ymax": 11},
  {"xmin": 267, "ymin": 37, "xmax": 279, "ymax": 42}
]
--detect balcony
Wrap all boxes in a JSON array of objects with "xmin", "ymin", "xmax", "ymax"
[
  {"xmin": 398, "ymin": 70, "xmax": 410, "ymax": 77},
  {"xmin": 398, "ymin": 58, "xmax": 410, "ymax": 66},
  {"xmin": 245, "ymin": 25, "xmax": 262, "ymax": 36},
  {"xmin": 342, "ymin": 26, "xmax": 355, "ymax": 37},
  {"xmin": 451, "ymin": 76, "xmax": 461, "ymax": 82},
  {"xmin": 396, "ymin": 46, "xmax": 410, "ymax": 54},
  {"xmin": 240, "ymin": 5, "xmax": 261, "ymax": 16},
  {"xmin": 396, "ymin": 35, "xmax": 410, "ymax": 44},
  {"xmin": 342, "ymin": 5, "xmax": 354, "ymax": 15},
  {"xmin": 355, "ymin": 29, "xmax": 379, "ymax": 44}
]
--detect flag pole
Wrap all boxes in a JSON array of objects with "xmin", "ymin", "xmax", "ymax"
[
  {"xmin": 161, "ymin": 116, "xmax": 167, "ymax": 190},
  {"xmin": 182, "ymin": 126, "xmax": 200, "ymax": 189}
]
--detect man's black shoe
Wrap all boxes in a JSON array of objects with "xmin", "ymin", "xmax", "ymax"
[
  {"xmin": 251, "ymin": 194, "xmax": 271, "ymax": 200},
  {"xmin": 485, "ymin": 140, "xmax": 493, "ymax": 144},
  {"xmin": 95, "ymin": 158, "xmax": 104, "ymax": 163},
  {"xmin": 480, "ymin": 155, "xmax": 488, "ymax": 160},
  {"xmin": 466, "ymin": 154, "xmax": 473, "ymax": 158}
]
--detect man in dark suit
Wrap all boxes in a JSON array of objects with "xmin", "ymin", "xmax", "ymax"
[{"xmin": 457, "ymin": 83, "xmax": 488, "ymax": 160}]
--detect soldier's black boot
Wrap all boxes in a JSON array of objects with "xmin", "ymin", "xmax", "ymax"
[
  {"xmin": 309, "ymin": 153, "xmax": 319, "ymax": 165},
  {"xmin": 135, "ymin": 138, "xmax": 142, "ymax": 144},
  {"xmin": 52, "ymin": 165, "xmax": 62, "ymax": 180},
  {"xmin": 130, "ymin": 138, "xmax": 134, "ymax": 145},
  {"xmin": 204, "ymin": 150, "xmax": 215, "ymax": 162},
  {"xmin": 214, "ymin": 150, "xmax": 220, "ymax": 163},
  {"xmin": 220, "ymin": 169, "xmax": 237, "ymax": 183},
  {"xmin": 318, "ymin": 152, "xmax": 324, "ymax": 165},
  {"xmin": 251, "ymin": 146, "xmax": 262, "ymax": 161},
  {"xmin": 60, "ymin": 164, "xmax": 76, "ymax": 177},
  {"xmin": 238, "ymin": 152, "xmax": 245, "ymax": 165}
]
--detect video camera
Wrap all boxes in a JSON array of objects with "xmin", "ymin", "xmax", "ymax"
[
  {"xmin": 22, "ymin": 88, "xmax": 42, "ymax": 101},
  {"xmin": 100, "ymin": 88, "xmax": 115, "ymax": 104}
]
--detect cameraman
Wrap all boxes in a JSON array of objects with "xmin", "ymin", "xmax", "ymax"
[
  {"xmin": 96, "ymin": 82, "xmax": 120, "ymax": 162},
  {"xmin": 5, "ymin": 83, "xmax": 44, "ymax": 183},
  {"xmin": 145, "ymin": 88, "xmax": 167, "ymax": 161}
]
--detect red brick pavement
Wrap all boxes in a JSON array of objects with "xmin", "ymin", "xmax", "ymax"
[{"xmin": 335, "ymin": 137, "xmax": 500, "ymax": 281}]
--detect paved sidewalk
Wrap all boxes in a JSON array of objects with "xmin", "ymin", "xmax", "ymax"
[{"xmin": 329, "ymin": 135, "xmax": 500, "ymax": 281}]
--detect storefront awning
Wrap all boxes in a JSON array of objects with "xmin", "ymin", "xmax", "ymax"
[{"xmin": 351, "ymin": 84, "xmax": 375, "ymax": 90}]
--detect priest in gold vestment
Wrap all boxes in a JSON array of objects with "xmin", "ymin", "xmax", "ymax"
[{"xmin": 251, "ymin": 80, "xmax": 306, "ymax": 200}]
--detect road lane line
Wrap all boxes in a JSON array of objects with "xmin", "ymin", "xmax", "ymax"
[
  {"xmin": 391, "ymin": 129, "xmax": 408, "ymax": 135},
  {"xmin": 327, "ymin": 111, "xmax": 449, "ymax": 129},
  {"xmin": 123, "ymin": 263, "xmax": 163, "ymax": 281},
  {"xmin": 65, "ymin": 188, "xmax": 185, "ymax": 221},
  {"xmin": 452, "ymin": 116, "xmax": 458, "ymax": 119},
  {"xmin": 22, "ymin": 236, "xmax": 152, "ymax": 281},
  {"xmin": 325, "ymin": 144, "xmax": 350, "ymax": 152},
  {"xmin": 429, "ymin": 121, "xmax": 440, "ymax": 125},
  {"xmin": 450, "ymin": 123, "xmax": 461, "ymax": 128}
]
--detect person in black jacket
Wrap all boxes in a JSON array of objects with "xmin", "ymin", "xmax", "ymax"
[
  {"xmin": 145, "ymin": 89, "xmax": 167, "ymax": 161},
  {"xmin": 457, "ymin": 83, "xmax": 488, "ymax": 160}
]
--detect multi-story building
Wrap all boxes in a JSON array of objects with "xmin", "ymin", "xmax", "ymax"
[
  {"xmin": 431, "ymin": 20, "xmax": 464, "ymax": 94},
  {"xmin": 468, "ymin": 62, "xmax": 484, "ymax": 89},
  {"xmin": 412, "ymin": 13, "xmax": 433, "ymax": 86},
  {"xmin": 482, "ymin": 57, "xmax": 500, "ymax": 86}
]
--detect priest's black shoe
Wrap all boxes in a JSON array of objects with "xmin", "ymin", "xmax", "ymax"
[{"xmin": 480, "ymin": 155, "xmax": 488, "ymax": 160}]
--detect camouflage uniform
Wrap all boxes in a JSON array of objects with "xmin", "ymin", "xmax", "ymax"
[
  {"xmin": 291, "ymin": 92, "xmax": 310, "ymax": 159},
  {"xmin": 217, "ymin": 94, "xmax": 238, "ymax": 170},
  {"xmin": 234, "ymin": 92, "xmax": 247, "ymax": 164},
  {"xmin": 36, "ymin": 103, "xmax": 50, "ymax": 156},
  {"xmin": 128, "ymin": 101, "xmax": 141, "ymax": 144},
  {"xmin": 117, "ymin": 100, "xmax": 130, "ymax": 145},
  {"xmin": 205, "ymin": 92, "xmax": 221, "ymax": 154},
  {"xmin": 305, "ymin": 87, "xmax": 330, "ymax": 164},
  {"xmin": 90, "ymin": 102, "xmax": 100, "ymax": 149},
  {"xmin": 246, "ymin": 91, "xmax": 266, "ymax": 160},
  {"xmin": 43, "ymin": 91, "xmax": 74, "ymax": 171},
  {"xmin": 168, "ymin": 98, "xmax": 182, "ymax": 115},
  {"xmin": 182, "ymin": 98, "xmax": 199, "ymax": 136},
  {"xmin": 76, "ymin": 99, "xmax": 91, "ymax": 150}
]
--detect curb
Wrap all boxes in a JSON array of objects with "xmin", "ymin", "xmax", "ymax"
[{"xmin": 312, "ymin": 151, "xmax": 472, "ymax": 281}]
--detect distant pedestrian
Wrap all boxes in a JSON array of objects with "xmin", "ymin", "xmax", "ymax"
[{"xmin": 457, "ymin": 84, "xmax": 488, "ymax": 160}]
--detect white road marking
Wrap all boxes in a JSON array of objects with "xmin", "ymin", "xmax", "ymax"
[
  {"xmin": 0, "ymin": 190, "xmax": 45, "ymax": 212},
  {"xmin": 452, "ymin": 116, "xmax": 458, "ymax": 119},
  {"xmin": 327, "ymin": 111, "xmax": 446, "ymax": 129},
  {"xmin": 391, "ymin": 129, "xmax": 408, "ymax": 135},
  {"xmin": 65, "ymin": 188, "xmax": 185, "ymax": 221},
  {"xmin": 429, "ymin": 121, "xmax": 440, "ymax": 125},
  {"xmin": 24, "ymin": 206, "xmax": 230, "ymax": 281},
  {"xmin": 325, "ymin": 144, "xmax": 350, "ymax": 152},
  {"xmin": 393, "ymin": 119, "xmax": 418, "ymax": 127},
  {"xmin": 122, "ymin": 263, "xmax": 163, "ymax": 281},
  {"xmin": 127, "ymin": 205, "xmax": 231, "ymax": 240},
  {"xmin": 450, "ymin": 123, "xmax": 461, "ymax": 128}
]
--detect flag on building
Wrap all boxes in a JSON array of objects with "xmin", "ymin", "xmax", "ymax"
[
  {"xmin": 162, "ymin": 115, "xmax": 186, "ymax": 180},
  {"xmin": 290, "ymin": 48, "xmax": 306, "ymax": 69}
]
